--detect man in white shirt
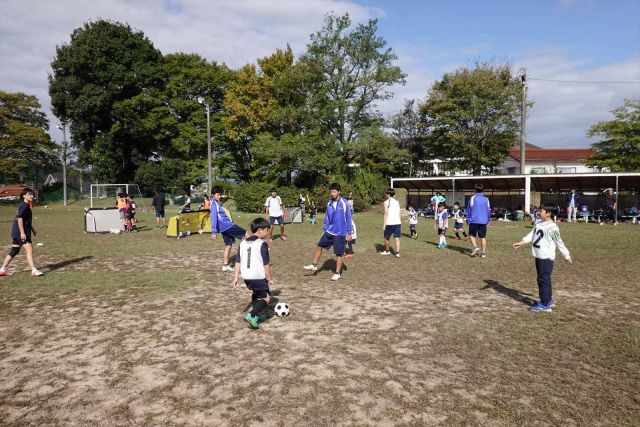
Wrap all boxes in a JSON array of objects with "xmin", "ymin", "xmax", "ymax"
[
  {"xmin": 265, "ymin": 188, "xmax": 286, "ymax": 242},
  {"xmin": 381, "ymin": 188, "xmax": 402, "ymax": 257}
]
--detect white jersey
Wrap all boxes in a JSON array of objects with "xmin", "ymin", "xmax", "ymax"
[
  {"xmin": 453, "ymin": 208, "xmax": 464, "ymax": 224},
  {"xmin": 522, "ymin": 220, "xmax": 570, "ymax": 261},
  {"xmin": 265, "ymin": 196, "xmax": 283, "ymax": 217},
  {"xmin": 351, "ymin": 220, "xmax": 357, "ymax": 240},
  {"xmin": 437, "ymin": 210, "xmax": 448, "ymax": 229},
  {"xmin": 407, "ymin": 210, "xmax": 418, "ymax": 225},
  {"xmin": 385, "ymin": 197, "xmax": 402, "ymax": 225},
  {"xmin": 238, "ymin": 238, "xmax": 268, "ymax": 280}
]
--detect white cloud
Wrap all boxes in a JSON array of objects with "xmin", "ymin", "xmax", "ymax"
[{"xmin": 0, "ymin": 0, "xmax": 379, "ymax": 143}]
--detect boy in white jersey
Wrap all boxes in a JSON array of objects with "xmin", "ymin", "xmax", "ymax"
[
  {"xmin": 233, "ymin": 218, "xmax": 274, "ymax": 329},
  {"xmin": 381, "ymin": 188, "xmax": 402, "ymax": 257},
  {"xmin": 452, "ymin": 202, "xmax": 468, "ymax": 241},
  {"xmin": 436, "ymin": 202, "xmax": 448, "ymax": 249},
  {"xmin": 513, "ymin": 203, "xmax": 573, "ymax": 312},
  {"xmin": 407, "ymin": 205, "xmax": 418, "ymax": 239}
]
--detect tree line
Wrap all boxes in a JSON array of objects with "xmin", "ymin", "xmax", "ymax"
[{"xmin": 2, "ymin": 13, "xmax": 638, "ymax": 204}]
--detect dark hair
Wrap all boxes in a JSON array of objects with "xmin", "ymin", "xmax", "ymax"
[
  {"xmin": 408, "ymin": 204, "xmax": 413, "ymax": 209},
  {"xmin": 250, "ymin": 217, "xmax": 270, "ymax": 233},
  {"xmin": 129, "ymin": 194, "xmax": 134, "ymax": 199},
  {"xmin": 474, "ymin": 183, "xmax": 484, "ymax": 192},
  {"xmin": 270, "ymin": 188, "xmax": 277, "ymax": 193},
  {"xmin": 386, "ymin": 188, "xmax": 395, "ymax": 196},
  {"xmin": 212, "ymin": 186, "xmax": 223, "ymax": 195},
  {"xmin": 454, "ymin": 202, "xmax": 460, "ymax": 206},
  {"xmin": 438, "ymin": 202, "xmax": 445, "ymax": 208},
  {"xmin": 540, "ymin": 203, "xmax": 558, "ymax": 216},
  {"xmin": 19, "ymin": 187, "xmax": 34, "ymax": 201},
  {"xmin": 329, "ymin": 183, "xmax": 341, "ymax": 192}
]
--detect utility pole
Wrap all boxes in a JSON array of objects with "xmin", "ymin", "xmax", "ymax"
[
  {"xmin": 57, "ymin": 121, "xmax": 68, "ymax": 206},
  {"xmin": 198, "ymin": 97, "xmax": 212, "ymax": 193},
  {"xmin": 520, "ymin": 72, "xmax": 527, "ymax": 174}
]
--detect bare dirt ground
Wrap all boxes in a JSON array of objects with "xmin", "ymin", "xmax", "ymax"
[{"xmin": 1, "ymin": 208, "xmax": 639, "ymax": 426}]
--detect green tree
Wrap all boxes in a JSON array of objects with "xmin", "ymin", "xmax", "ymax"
[
  {"xmin": 420, "ymin": 62, "xmax": 524, "ymax": 175},
  {"xmin": 586, "ymin": 99, "xmax": 640, "ymax": 172},
  {"xmin": 49, "ymin": 19, "xmax": 165, "ymax": 182},
  {"xmin": 0, "ymin": 91, "xmax": 58, "ymax": 182},
  {"xmin": 299, "ymin": 13, "xmax": 406, "ymax": 171},
  {"xmin": 389, "ymin": 99, "xmax": 429, "ymax": 176}
]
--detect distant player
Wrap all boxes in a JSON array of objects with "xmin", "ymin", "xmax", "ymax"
[
  {"xmin": 431, "ymin": 192, "xmax": 445, "ymax": 214},
  {"xmin": 181, "ymin": 193, "xmax": 192, "ymax": 212},
  {"xmin": 303, "ymin": 183, "xmax": 353, "ymax": 281},
  {"xmin": 309, "ymin": 201, "xmax": 317, "ymax": 225},
  {"xmin": 466, "ymin": 183, "xmax": 491, "ymax": 258},
  {"xmin": 407, "ymin": 205, "xmax": 418, "ymax": 239},
  {"xmin": 265, "ymin": 188, "xmax": 286, "ymax": 242},
  {"xmin": 233, "ymin": 218, "xmax": 274, "ymax": 329},
  {"xmin": 452, "ymin": 202, "xmax": 468, "ymax": 241},
  {"xmin": 513, "ymin": 203, "xmax": 573, "ymax": 312},
  {"xmin": 152, "ymin": 190, "xmax": 166, "ymax": 228},
  {"xmin": 116, "ymin": 192, "xmax": 127, "ymax": 229},
  {"xmin": 0, "ymin": 188, "xmax": 43, "ymax": 277},
  {"xmin": 380, "ymin": 188, "xmax": 402, "ymax": 257},
  {"xmin": 211, "ymin": 186, "xmax": 246, "ymax": 272},
  {"xmin": 436, "ymin": 202, "xmax": 448, "ymax": 249}
]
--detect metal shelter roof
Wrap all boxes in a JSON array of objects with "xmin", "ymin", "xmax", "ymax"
[{"xmin": 391, "ymin": 173, "xmax": 640, "ymax": 192}]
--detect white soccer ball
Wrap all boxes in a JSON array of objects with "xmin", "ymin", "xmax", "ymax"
[
  {"xmin": 274, "ymin": 302, "xmax": 290, "ymax": 317},
  {"xmin": 113, "ymin": 229, "xmax": 121, "ymax": 234}
]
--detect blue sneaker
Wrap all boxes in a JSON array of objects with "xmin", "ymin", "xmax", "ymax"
[
  {"xmin": 437, "ymin": 243, "xmax": 443, "ymax": 249},
  {"xmin": 442, "ymin": 243, "xmax": 448, "ymax": 249},
  {"xmin": 529, "ymin": 302, "xmax": 552, "ymax": 312}
]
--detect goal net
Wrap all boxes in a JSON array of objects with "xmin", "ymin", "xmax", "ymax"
[{"xmin": 90, "ymin": 184, "xmax": 146, "ymax": 209}]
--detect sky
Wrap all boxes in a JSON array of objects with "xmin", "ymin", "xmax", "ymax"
[{"xmin": 1, "ymin": 0, "xmax": 639, "ymax": 149}]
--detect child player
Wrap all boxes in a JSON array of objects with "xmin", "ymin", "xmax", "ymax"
[
  {"xmin": 233, "ymin": 218, "xmax": 274, "ymax": 329},
  {"xmin": 436, "ymin": 202, "xmax": 448, "ymax": 249},
  {"xmin": 303, "ymin": 183, "xmax": 353, "ymax": 281},
  {"xmin": 210, "ymin": 186, "xmax": 246, "ymax": 272},
  {"xmin": 0, "ymin": 188, "xmax": 43, "ymax": 277},
  {"xmin": 452, "ymin": 202, "xmax": 468, "ymax": 241},
  {"xmin": 407, "ymin": 205, "xmax": 418, "ymax": 239},
  {"xmin": 513, "ymin": 203, "xmax": 573, "ymax": 312}
]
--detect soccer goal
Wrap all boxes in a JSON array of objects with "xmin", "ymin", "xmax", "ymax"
[{"xmin": 90, "ymin": 184, "xmax": 146, "ymax": 209}]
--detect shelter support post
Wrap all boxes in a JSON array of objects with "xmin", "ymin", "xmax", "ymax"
[
  {"xmin": 525, "ymin": 175, "xmax": 531, "ymax": 217},
  {"xmin": 452, "ymin": 179, "xmax": 456, "ymax": 208}
]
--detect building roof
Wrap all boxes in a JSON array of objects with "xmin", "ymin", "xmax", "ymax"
[{"xmin": 509, "ymin": 148, "xmax": 594, "ymax": 163}]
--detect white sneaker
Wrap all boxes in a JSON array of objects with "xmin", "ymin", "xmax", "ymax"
[
  {"xmin": 31, "ymin": 269, "xmax": 44, "ymax": 277},
  {"xmin": 303, "ymin": 264, "xmax": 318, "ymax": 271},
  {"xmin": 480, "ymin": 253, "xmax": 486, "ymax": 258},
  {"xmin": 331, "ymin": 273, "xmax": 341, "ymax": 281},
  {"xmin": 470, "ymin": 248, "xmax": 480, "ymax": 257},
  {"xmin": 380, "ymin": 250, "xmax": 391, "ymax": 256},
  {"xmin": 221, "ymin": 265, "xmax": 234, "ymax": 272},
  {"xmin": 395, "ymin": 253, "xmax": 400, "ymax": 258}
]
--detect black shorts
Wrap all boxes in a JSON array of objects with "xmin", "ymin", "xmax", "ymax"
[
  {"xmin": 384, "ymin": 224, "xmax": 401, "ymax": 239},
  {"xmin": 251, "ymin": 288, "xmax": 271, "ymax": 299},
  {"xmin": 454, "ymin": 222, "xmax": 464, "ymax": 230},
  {"xmin": 244, "ymin": 279, "xmax": 270, "ymax": 293},
  {"xmin": 221, "ymin": 225, "xmax": 246, "ymax": 246},
  {"xmin": 12, "ymin": 237, "xmax": 32, "ymax": 246},
  {"xmin": 317, "ymin": 232, "xmax": 346, "ymax": 255},
  {"xmin": 437, "ymin": 228, "xmax": 447, "ymax": 235},
  {"xmin": 468, "ymin": 223, "xmax": 487, "ymax": 238}
]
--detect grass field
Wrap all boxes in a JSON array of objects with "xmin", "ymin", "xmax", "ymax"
[{"xmin": 1, "ymin": 202, "xmax": 639, "ymax": 426}]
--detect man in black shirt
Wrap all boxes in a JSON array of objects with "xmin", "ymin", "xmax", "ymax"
[
  {"xmin": 601, "ymin": 188, "xmax": 618, "ymax": 225},
  {"xmin": 152, "ymin": 191, "xmax": 166, "ymax": 228}
]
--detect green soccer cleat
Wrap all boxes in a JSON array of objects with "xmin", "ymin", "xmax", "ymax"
[
  {"xmin": 256, "ymin": 312, "xmax": 268, "ymax": 322},
  {"xmin": 244, "ymin": 312, "xmax": 260, "ymax": 329}
]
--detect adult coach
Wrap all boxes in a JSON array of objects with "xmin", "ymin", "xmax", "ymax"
[
  {"xmin": 381, "ymin": 188, "xmax": 402, "ymax": 257},
  {"xmin": 152, "ymin": 190, "xmax": 166, "ymax": 228},
  {"xmin": 265, "ymin": 188, "xmax": 286, "ymax": 242},
  {"xmin": 566, "ymin": 188, "xmax": 581, "ymax": 223},
  {"xmin": 431, "ymin": 192, "xmax": 445, "ymax": 214},
  {"xmin": 601, "ymin": 187, "xmax": 618, "ymax": 225},
  {"xmin": 466, "ymin": 183, "xmax": 491, "ymax": 258}
]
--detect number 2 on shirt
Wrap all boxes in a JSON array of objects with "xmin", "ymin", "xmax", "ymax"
[{"xmin": 532, "ymin": 229, "xmax": 544, "ymax": 248}]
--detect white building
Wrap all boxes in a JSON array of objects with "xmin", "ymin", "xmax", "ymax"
[{"xmin": 498, "ymin": 148, "xmax": 599, "ymax": 175}]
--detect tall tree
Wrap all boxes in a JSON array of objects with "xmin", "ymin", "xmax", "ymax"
[
  {"xmin": 299, "ymin": 13, "xmax": 406, "ymax": 171},
  {"xmin": 49, "ymin": 19, "xmax": 165, "ymax": 182},
  {"xmin": 0, "ymin": 91, "xmax": 58, "ymax": 182},
  {"xmin": 420, "ymin": 62, "xmax": 524, "ymax": 175},
  {"xmin": 585, "ymin": 99, "xmax": 640, "ymax": 172},
  {"xmin": 389, "ymin": 99, "xmax": 428, "ymax": 176}
]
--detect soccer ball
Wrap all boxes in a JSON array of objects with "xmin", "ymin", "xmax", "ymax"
[{"xmin": 274, "ymin": 302, "xmax": 290, "ymax": 317}]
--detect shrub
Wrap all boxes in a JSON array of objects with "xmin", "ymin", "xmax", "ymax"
[{"xmin": 233, "ymin": 182, "xmax": 300, "ymax": 213}]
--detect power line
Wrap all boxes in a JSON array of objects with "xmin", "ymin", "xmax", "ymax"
[{"xmin": 528, "ymin": 77, "xmax": 640, "ymax": 84}]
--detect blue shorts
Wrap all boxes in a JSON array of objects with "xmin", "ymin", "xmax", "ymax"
[
  {"xmin": 384, "ymin": 224, "xmax": 401, "ymax": 239},
  {"xmin": 317, "ymin": 232, "xmax": 346, "ymax": 256},
  {"xmin": 244, "ymin": 279, "xmax": 270, "ymax": 292},
  {"xmin": 468, "ymin": 223, "xmax": 487, "ymax": 238},
  {"xmin": 454, "ymin": 222, "xmax": 464, "ymax": 230},
  {"xmin": 269, "ymin": 216, "xmax": 285, "ymax": 225},
  {"xmin": 221, "ymin": 225, "xmax": 246, "ymax": 246},
  {"xmin": 155, "ymin": 210, "xmax": 165, "ymax": 218}
]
